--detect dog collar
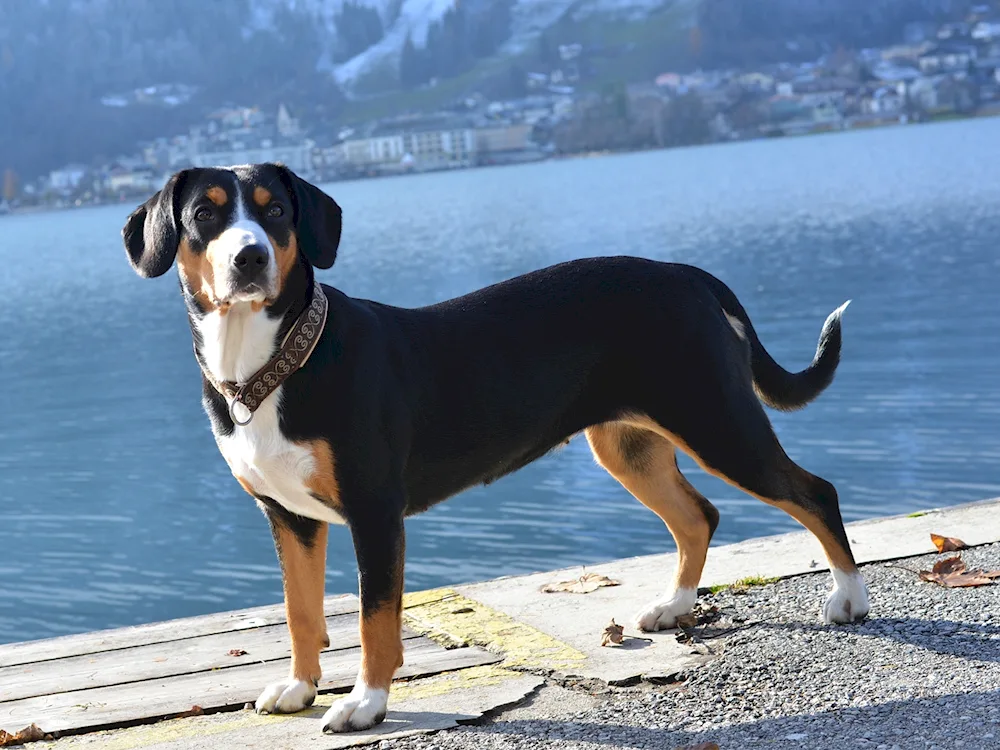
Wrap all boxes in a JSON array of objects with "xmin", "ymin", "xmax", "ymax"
[{"xmin": 197, "ymin": 284, "xmax": 328, "ymax": 427}]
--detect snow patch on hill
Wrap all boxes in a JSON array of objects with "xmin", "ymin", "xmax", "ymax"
[
  {"xmin": 333, "ymin": 0, "xmax": 455, "ymax": 89},
  {"xmin": 250, "ymin": 0, "xmax": 697, "ymax": 94}
]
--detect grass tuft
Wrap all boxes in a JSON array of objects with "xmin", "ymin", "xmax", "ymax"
[{"xmin": 709, "ymin": 575, "xmax": 780, "ymax": 594}]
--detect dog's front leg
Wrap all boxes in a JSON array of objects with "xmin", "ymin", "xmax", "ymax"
[
  {"xmin": 322, "ymin": 507, "xmax": 405, "ymax": 733},
  {"xmin": 255, "ymin": 510, "xmax": 329, "ymax": 714}
]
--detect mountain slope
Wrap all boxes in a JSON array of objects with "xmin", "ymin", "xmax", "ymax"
[{"xmin": 0, "ymin": 0, "xmax": 976, "ymax": 182}]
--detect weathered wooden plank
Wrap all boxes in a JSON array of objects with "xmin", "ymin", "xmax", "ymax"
[
  {"xmin": 0, "ymin": 639, "xmax": 500, "ymax": 736},
  {"xmin": 0, "ymin": 613, "xmax": 419, "ymax": 703},
  {"xmin": 0, "ymin": 595, "xmax": 360, "ymax": 668}
]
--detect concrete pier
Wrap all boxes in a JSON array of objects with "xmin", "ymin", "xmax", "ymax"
[{"xmin": 2, "ymin": 498, "xmax": 998, "ymax": 749}]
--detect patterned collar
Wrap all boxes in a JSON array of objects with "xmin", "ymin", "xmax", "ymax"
[{"xmin": 197, "ymin": 283, "xmax": 328, "ymax": 426}]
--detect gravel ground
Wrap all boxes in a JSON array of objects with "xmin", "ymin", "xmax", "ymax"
[{"xmin": 384, "ymin": 543, "xmax": 1000, "ymax": 750}]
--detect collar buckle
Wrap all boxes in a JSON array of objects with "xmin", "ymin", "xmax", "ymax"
[{"xmin": 228, "ymin": 394, "xmax": 254, "ymax": 427}]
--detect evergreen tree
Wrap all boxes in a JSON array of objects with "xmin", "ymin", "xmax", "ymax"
[
  {"xmin": 334, "ymin": 1, "xmax": 385, "ymax": 62},
  {"xmin": 399, "ymin": 33, "xmax": 424, "ymax": 89},
  {"xmin": 537, "ymin": 29, "xmax": 558, "ymax": 67}
]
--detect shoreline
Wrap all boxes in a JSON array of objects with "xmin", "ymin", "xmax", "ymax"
[{"xmin": 7, "ymin": 108, "xmax": 999, "ymax": 218}]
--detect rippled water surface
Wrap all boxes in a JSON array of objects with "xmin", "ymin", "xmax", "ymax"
[{"xmin": 2, "ymin": 119, "xmax": 999, "ymax": 643}]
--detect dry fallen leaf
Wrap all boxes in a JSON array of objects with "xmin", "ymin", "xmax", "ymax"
[
  {"xmin": 601, "ymin": 619, "xmax": 625, "ymax": 647},
  {"xmin": 930, "ymin": 533, "xmax": 968, "ymax": 553},
  {"xmin": 674, "ymin": 743, "xmax": 720, "ymax": 750},
  {"xmin": 918, "ymin": 555, "xmax": 1000, "ymax": 588},
  {"xmin": 675, "ymin": 613, "xmax": 698, "ymax": 629},
  {"xmin": 227, "ymin": 648, "xmax": 248, "ymax": 657},
  {"xmin": 541, "ymin": 572, "xmax": 620, "ymax": 594},
  {"xmin": 0, "ymin": 723, "xmax": 51, "ymax": 747},
  {"xmin": 172, "ymin": 705, "xmax": 205, "ymax": 719}
]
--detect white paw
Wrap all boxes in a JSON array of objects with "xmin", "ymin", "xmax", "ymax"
[
  {"xmin": 321, "ymin": 681, "xmax": 389, "ymax": 733},
  {"xmin": 254, "ymin": 677, "xmax": 316, "ymax": 715},
  {"xmin": 823, "ymin": 569, "xmax": 870, "ymax": 624},
  {"xmin": 633, "ymin": 587, "xmax": 698, "ymax": 632}
]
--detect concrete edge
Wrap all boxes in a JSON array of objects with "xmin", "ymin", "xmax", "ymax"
[
  {"xmin": 30, "ymin": 498, "xmax": 1000, "ymax": 749},
  {"xmin": 456, "ymin": 497, "xmax": 1000, "ymax": 595}
]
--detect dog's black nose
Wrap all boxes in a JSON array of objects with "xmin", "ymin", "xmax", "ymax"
[{"xmin": 233, "ymin": 245, "xmax": 268, "ymax": 277}]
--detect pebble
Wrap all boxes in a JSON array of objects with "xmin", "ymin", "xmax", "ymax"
[{"xmin": 383, "ymin": 543, "xmax": 1000, "ymax": 749}]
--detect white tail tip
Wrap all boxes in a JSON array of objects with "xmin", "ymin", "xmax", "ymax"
[{"xmin": 828, "ymin": 299, "xmax": 851, "ymax": 322}]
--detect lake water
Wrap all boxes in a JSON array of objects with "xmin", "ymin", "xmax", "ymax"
[{"xmin": 2, "ymin": 119, "xmax": 1000, "ymax": 644}]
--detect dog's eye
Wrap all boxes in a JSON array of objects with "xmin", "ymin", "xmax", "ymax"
[
  {"xmin": 267, "ymin": 203, "xmax": 284, "ymax": 218},
  {"xmin": 194, "ymin": 207, "xmax": 213, "ymax": 222}
]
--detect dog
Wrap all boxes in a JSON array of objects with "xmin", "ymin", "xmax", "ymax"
[{"xmin": 122, "ymin": 163, "xmax": 869, "ymax": 734}]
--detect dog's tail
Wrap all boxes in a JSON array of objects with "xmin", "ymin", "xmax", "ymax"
[{"xmin": 697, "ymin": 271, "xmax": 849, "ymax": 412}]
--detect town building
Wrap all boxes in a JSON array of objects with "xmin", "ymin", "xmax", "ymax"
[
  {"xmin": 336, "ymin": 127, "xmax": 477, "ymax": 173},
  {"xmin": 188, "ymin": 138, "xmax": 314, "ymax": 174}
]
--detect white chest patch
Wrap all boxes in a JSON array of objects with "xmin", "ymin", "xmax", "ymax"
[
  {"xmin": 214, "ymin": 392, "xmax": 345, "ymax": 525},
  {"xmin": 196, "ymin": 302, "xmax": 344, "ymax": 526}
]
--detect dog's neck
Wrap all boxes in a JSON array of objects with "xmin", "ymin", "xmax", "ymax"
[{"xmin": 187, "ymin": 264, "xmax": 314, "ymax": 386}]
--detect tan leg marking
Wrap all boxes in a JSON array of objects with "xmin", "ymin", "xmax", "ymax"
[
  {"xmin": 273, "ymin": 522, "xmax": 329, "ymax": 685},
  {"xmin": 769, "ymin": 496, "xmax": 856, "ymax": 571},
  {"xmin": 617, "ymin": 412, "xmax": 858, "ymax": 575},
  {"xmin": 587, "ymin": 423, "xmax": 714, "ymax": 591},
  {"xmin": 359, "ymin": 599, "xmax": 405, "ymax": 690},
  {"xmin": 359, "ymin": 532, "xmax": 405, "ymax": 691}
]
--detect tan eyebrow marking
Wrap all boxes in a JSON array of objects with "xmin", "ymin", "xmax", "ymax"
[
  {"xmin": 206, "ymin": 186, "xmax": 228, "ymax": 206},
  {"xmin": 253, "ymin": 186, "xmax": 272, "ymax": 207}
]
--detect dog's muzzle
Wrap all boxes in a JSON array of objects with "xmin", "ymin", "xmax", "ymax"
[
  {"xmin": 230, "ymin": 243, "xmax": 271, "ymax": 296},
  {"xmin": 234, "ymin": 244, "xmax": 268, "ymax": 279}
]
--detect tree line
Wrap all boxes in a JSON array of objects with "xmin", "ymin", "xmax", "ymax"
[
  {"xmin": 0, "ymin": 0, "xmax": 340, "ymax": 181},
  {"xmin": 399, "ymin": 0, "xmax": 514, "ymax": 89}
]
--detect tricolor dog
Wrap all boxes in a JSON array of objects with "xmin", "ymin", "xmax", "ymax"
[{"xmin": 122, "ymin": 164, "xmax": 868, "ymax": 734}]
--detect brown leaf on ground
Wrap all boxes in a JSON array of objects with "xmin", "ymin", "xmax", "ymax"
[
  {"xmin": 601, "ymin": 619, "xmax": 625, "ymax": 647},
  {"xmin": 918, "ymin": 555, "xmax": 1000, "ymax": 588},
  {"xmin": 930, "ymin": 533, "xmax": 968, "ymax": 553},
  {"xmin": 0, "ymin": 723, "xmax": 52, "ymax": 747},
  {"xmin": 172, "ymin": 705, "xmax": 205, "ymax": 719},
  {"xmin": 227, "ymin": 648, "xmax": 248, "ymax": 657},
  {"xmin": 675, "ymin": 613, "xmax": 699, "ymax": 629},
  {"xmin": 541, "ymin": 572, "xmax": 621, "ymax": 594},
  {"xmin": 674, "ymin": 743, "xmax": 720, "ymax": 750}
]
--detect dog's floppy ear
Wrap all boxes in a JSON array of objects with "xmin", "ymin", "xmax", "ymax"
[
  {"xmin": 275, "ymin": 164, "xmax": 342, "ymax": 269},
  {"xmin": 122, "ymin": 170, "xmax": 189, "ymax": 278}
]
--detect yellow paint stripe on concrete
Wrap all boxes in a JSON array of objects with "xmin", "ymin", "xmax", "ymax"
[
  {"xmin": 46, "ymin": 588, "xmax": 578, "ymax": 749},
  {"xmin": 402, "ymin": 588, "xmax": 585, "ymax": 672},
  {"xmin": 46, "ymin": 700, "xmax": 323, "ymax": 750},
  {"xmin": 387, "ymin": 664, "xmax": 514, "ymax": 702}
]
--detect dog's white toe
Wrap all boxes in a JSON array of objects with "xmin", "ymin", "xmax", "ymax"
[
  {"xmin": 633, "ymin": 587, "xmax": 698, "ymax": 632},
  {"xmin": 321, "ymin": 682, "xmax": 389, "ymax": 733},
  {"xmin": 254, "ymin": 678, "xmax": 316, "ymax": 715},
  {"xmin": 823, "ymin": 569, "xmax": 870, "ymax": 624}
]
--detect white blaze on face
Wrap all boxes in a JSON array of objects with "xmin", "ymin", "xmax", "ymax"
[
  {"xmin": 206, "ymin": 186, "xmax": 278, "ymax": 303},
  {"xmin": 190, "ymin": 180, "xmax": 283, "ymax": 386}
]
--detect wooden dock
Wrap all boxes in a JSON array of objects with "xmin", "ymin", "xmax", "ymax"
[{"xmin": 0, "ymin": 594, "xmax": 499, "ymax": 738}]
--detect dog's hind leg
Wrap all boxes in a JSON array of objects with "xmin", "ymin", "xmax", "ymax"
[
  {"xmin": 586, "ymin": 423, "xmax": 719, "ymax": 631},
  {"xmin": 622, "ymin": 372, "xmax": 869, "ymax": 626}
]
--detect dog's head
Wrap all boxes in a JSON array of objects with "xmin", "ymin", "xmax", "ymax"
[{"xmin": 122, "ymin": 164, "xmax": 341, "ymax": 313}]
